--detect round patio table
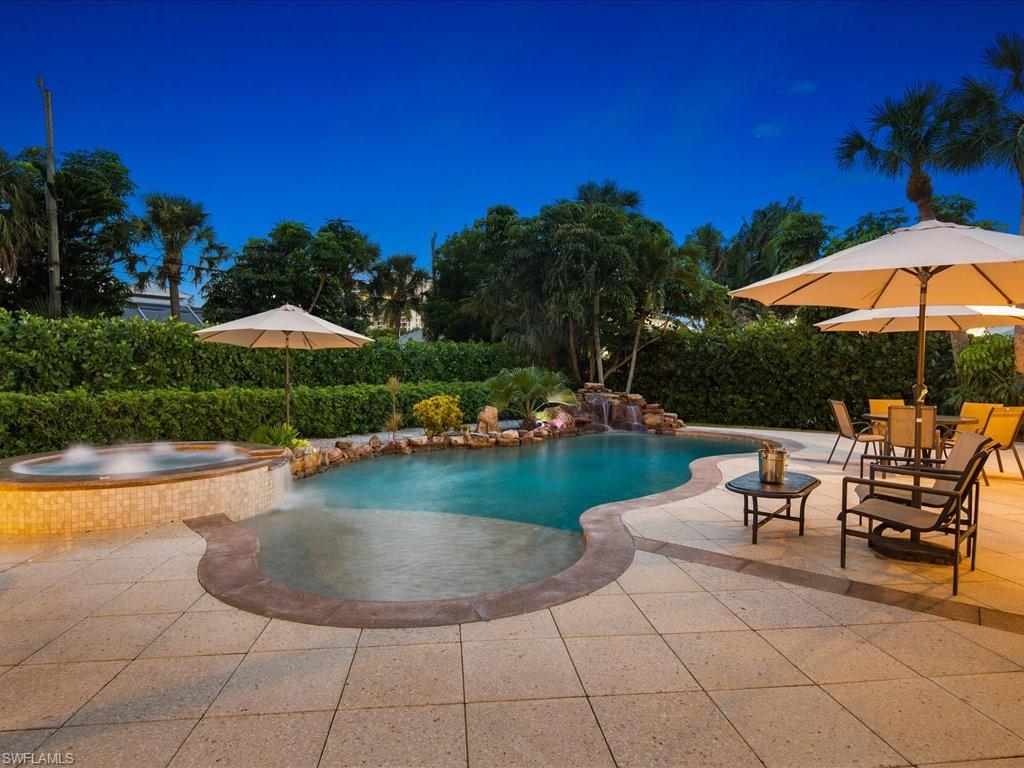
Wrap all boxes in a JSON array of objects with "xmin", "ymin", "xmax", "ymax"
[
  {"xmin": 861, "ymin": 413, "xmax": 977, "ymax": 428},
  {"xmin": 724, "ymin": 471, "xmax": 821, "ymax": 545}
]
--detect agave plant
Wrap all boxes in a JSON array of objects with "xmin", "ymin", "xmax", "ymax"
[{"xmin": 486, "ymin": 366, "xmax": 578, "ymax": 427}]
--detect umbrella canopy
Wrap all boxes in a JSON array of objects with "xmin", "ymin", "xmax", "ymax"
[
  {"xmin": 193, "ymin": 304, "xmax": 373, "ymax": 350},
  {"xmin": 816, "ymin": 305, "xmax": 1024, "ymax": 334},
  {"xmin": 730, "ymin": 219, "xmax": 1024, "ymax": 465},
  {"xmin": 194, "ymin": 304, "xmax": 374, "ymax": 423},
  {"xmin": 730, "ymin": 220, "xmax": 1024, "ymax": 309}
]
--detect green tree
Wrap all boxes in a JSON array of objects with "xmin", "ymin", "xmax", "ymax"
[
  {"xmin": 0, "ymin": 150, "xmax": 43, "ymax": 280},
  {"xmin": 836, "ymin": 83, "xmax": 954, "ymax": 222},
  {"xmin": 366, "ymin": 254, "xmax": 431, "ymax": 338},
  {"xmin": 202, "ymin": 220, "xmax": 374, "ymax": 328},
  {"xmin": 0, "ymin": 148, "xmax": 134, "ymax": 316},
  {"xmin": 424, "ymin": 205, "xmax": 520, "ymax": 341},
  {"xmin": 721, "ymin": 198, "xmax": 831, "ymax": 290},
  {"xmin": 128, "ymin": 194, "xmax": 224, "ymax": 320},
  {"xmin": 943, "ymin": 33, "xmax": 1024, "ymax": 372},
  {"xmin": 575, "ymin": 179, "xmax": 642, "ymax": 211},
  {"xmin": 542, "ymin": 200, "xmax": 635, "ymax": 384}
]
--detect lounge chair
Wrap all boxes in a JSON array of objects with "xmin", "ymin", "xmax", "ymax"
[
  {"xmin": 982, "ymin": 406, "xmax": 1024, "ymax": 481},
  {"xmin": 838, "ymin": 433, "xmax": 997, "ymax": 594}
]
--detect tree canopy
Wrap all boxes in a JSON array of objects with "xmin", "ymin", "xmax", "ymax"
[
  {"xmin": 202, "ymin": 220, "xmax": 376, "ymax": 329},
  {"xmin": 0, "ymin": 148, "xmax": 134, "ymax": 316}
]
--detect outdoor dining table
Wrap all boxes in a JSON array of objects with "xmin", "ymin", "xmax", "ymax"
[{"xmin": 860, "ymin": 413, "xmax": 978, "ymax": 428}]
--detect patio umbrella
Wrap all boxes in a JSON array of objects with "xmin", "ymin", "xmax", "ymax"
[
  {"xmin": 194, "ymin": 304, "xmax": 373, "ymax": 424},
  {"xmin": 730, "ymin": 220, "xmax": 1024, "ymax": 460},
  {"xmin": 815, "ymin": 305, "xmax": 1024, "ymax": 334}
]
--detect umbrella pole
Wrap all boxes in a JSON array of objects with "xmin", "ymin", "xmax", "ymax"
[{"xmin": 284, "ymin": 333, "xmax": 291, "ymax": 426}]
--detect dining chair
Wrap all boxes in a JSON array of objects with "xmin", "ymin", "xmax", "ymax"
[
  {"xmin": 827, "ymin": 399, "xmax": 885, "ymax": 469},
  {"xmin": 982, "ymin": 406, "xmax": 1024, "ymax": 481},
  {"xmin": 886, "ymin": 405, "xmax": 941, "ymax": 457}
]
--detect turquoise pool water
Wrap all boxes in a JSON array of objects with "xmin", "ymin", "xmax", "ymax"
[{"xmin": 243, "ymin": 432, "xmax": 751, "ymax": 600}]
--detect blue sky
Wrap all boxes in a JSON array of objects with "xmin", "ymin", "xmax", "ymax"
[{"xmin": 3, "ymin": 0, "xmax": 1024, "ymax": 279}]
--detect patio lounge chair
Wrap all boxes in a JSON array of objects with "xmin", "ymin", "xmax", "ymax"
[
  {"xmin": 827, "ymin": 399, "xmax": 885, "ymax": 470},
  {"xmin": 838, "ymin": 434, "xmax": 997, "ymax": 594},
  {"xmin": 982, "ymin": 406, "xmax": 1024, "ymax": 481}
]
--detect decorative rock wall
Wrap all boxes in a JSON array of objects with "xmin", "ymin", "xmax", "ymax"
[{"xmin": 578, "ymin": 383, "xmax": 687, "ymax": 434}]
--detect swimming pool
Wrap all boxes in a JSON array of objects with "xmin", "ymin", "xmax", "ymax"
[{"xmin": 242, "ymin": 432, "xmax": 751, "ymax": 601}]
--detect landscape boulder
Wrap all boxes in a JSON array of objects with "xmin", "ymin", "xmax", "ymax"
[{"xmin": 477, "ymin": 405, "xmax": 500, "ymax": 434}]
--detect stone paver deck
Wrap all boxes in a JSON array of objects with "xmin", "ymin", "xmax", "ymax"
[{"xmin": 0, "ymin": 427, "xmax": 1022, "ymax": 767}]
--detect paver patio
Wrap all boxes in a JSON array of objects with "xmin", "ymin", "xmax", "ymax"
[{"xmin": 1, "ymin": 427, "xmax": 1022, "ymax": 767}]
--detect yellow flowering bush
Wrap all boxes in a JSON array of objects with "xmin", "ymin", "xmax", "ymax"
[{"xmin": 412, "ymin": 394, "xmax": 463, "ymax": 438}]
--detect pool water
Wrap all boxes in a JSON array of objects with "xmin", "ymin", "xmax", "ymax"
[
  {"xmin": 243, "ymin": 432, "xmax": 751, "ymax": 601},
  {"xmin": 13, "ymin": 443, "xmax": 243, "ymax": 476}
]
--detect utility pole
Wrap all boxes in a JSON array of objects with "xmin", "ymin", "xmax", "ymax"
[{"xmin": 37, "ymin": 76, "xmax": 61, "ymax": 315}]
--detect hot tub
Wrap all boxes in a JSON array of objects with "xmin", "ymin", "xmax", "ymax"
[{"xmin": 0, "ymin": 442, "xmax": 291, "ymax": 535}]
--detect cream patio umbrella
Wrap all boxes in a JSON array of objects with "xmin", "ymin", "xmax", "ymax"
[
  {"xmin": 730, "ymin": 220, "xmax": 1024, "ymax": 460},
  {"xmin": 815, "ymin": 305, "xmax": 1024, "ymax": 334},
  {"xmin": 194, "ymin": 304, "xmax": 373, "ymax": 424}
]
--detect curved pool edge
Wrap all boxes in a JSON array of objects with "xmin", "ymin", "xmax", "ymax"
[{"xmin": 187, "ymin": 430, "xmax": 805, "ymax": 628}]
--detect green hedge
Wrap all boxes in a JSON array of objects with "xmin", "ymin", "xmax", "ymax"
[
  {"xmin": 620, "ymin": 319, "xmax": 957, "ymax": 431},
  {"xmin": 0, "ymin": 310, "xmax": 526, "ymax": 394},
  {"xmin": 0, "ymin": 381, "xmax": 491, "ymax": 457}
]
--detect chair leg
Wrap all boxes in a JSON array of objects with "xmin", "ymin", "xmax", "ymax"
[
  {"xmin": 1013, "ymin": 445, "xmax": 1024, "ymax": 479},
  {"xmin": 982, "ymin": 468, "xmax": 990, "ymax": 487},
  {"xmin": 840, "ymin": 515, "xmax": 847, "ymax": 568},
  {"xmin": 842, "ymin": 440, "xmax": 857, "ymax": 470},
  {"xmin": 995, "ymin": 450, "xmax": 1004, "ymax": 473},
  {"xmin": 826, "ymin": 435, "xmax": 841, "ymax": 464},
  {"xmin": 953, "ymin": 524, "xmax": 961, "ymax": 596}
]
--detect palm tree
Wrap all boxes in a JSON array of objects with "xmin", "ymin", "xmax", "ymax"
[
  {"xmin": 624, "ymin": 218, "xmax": 675, "ymax": 394},
  {"xmin": 836, "ymin": 83, "xmax": 955, "ymax": 222},
  {"xmin": 576, "ymin": 179, "xmax": 642, "ymax": 211},
  {"xmin": 129, "ymin": 194, "xmax": 223, "ymax": 320},
  {"xmin": 943, "ymin": 33, "xmax": 1024, "ymax": 372},
  {"xmin": 0, "ymin": 150, "xmax": 43, "ymax": 280},
  {"xmin": 366, "ymin": 254, "xmax": 431, "ymax": 338}
]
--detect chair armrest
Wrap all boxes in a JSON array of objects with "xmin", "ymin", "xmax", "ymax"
[
  {"xmin": 867, "ymin": 464, "xmax": 961, "ymax": 483},
  {"xmin": 842, "ymin": 474, "xmax": 956, "ymax": 505}
]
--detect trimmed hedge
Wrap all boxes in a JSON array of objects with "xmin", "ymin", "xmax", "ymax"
[
  {"xmin": 0, "ymin": 311, "xmax": 526, "ymax": 394},
  {"xmin": 0, "ymin": 381, "xmax": 490, "ymax": 457},
  {"xmin": 620, "ymin": 319, "xmax": 957, "ymax": 431}
]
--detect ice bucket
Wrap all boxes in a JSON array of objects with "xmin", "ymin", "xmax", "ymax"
[{"xmin": 758, "ymin": 444, "xmax": 788, "ymax": 484}]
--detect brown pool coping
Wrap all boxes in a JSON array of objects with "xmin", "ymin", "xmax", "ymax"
[
  {"xmin": 188, "ymin": 430, "xmax": 782, "ymax": 628},
  {"xmin": 0, "ymin": 441, "xmax": 289, "ymax": 490}
]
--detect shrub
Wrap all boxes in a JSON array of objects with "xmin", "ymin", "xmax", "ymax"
[
  {"xmin": 412, "ymin": 394, "xmax": 464, "ymax": 438},
  {"xmin": 615, "ymin": 317, "xmax": 957, "ymax": 430},
  {"xmin": 947, "ymin": 334, "xmax": 1023, "ymax": 408},
  {"xmin": 486, "ymin": 366, "xmax": 577, "ymax": 425},
  {"xmin": 0, "ymin": 310, "xmax": 527, "ymax": 393},
  {"xmin": 247, "ymin": 423, "xmax": 309, "ymax": 450},
  {"xmin": 0, "ymin": 381, "xmax": 490, "ymax": 458}
]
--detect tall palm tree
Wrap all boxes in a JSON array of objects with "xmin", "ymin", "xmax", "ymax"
[
  {"xmin": 943, "ymin": 34, "xmax": 1024, "ymax": 372},
  {"xmin": 129, "ymin": 194, "xmax": 223, "ymax": 320},
  {"xmin": 576, "ymin": 179, "xmax": 642, "ymax": 211},
  {"xmin": 836, "ymin": 83, "xmax": 955, "ymax": 222},
  {"xmin": 366, "ymin": 254, "xmax": 431, "ymax": 338},
  {"xmin": 0, "ymin": 150, "xmax": 43, "ymax": 280}
]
